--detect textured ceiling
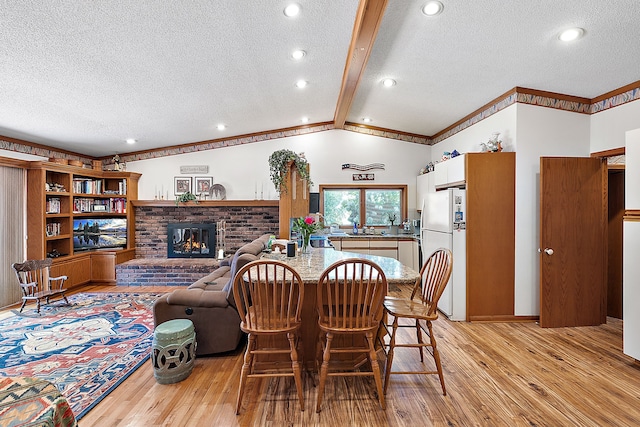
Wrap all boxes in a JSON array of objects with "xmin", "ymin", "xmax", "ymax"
[{"xmin": 1, "ymin": 0, "xmax": 639, "ymax": 157}]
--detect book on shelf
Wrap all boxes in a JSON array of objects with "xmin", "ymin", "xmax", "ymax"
[
  {"xmin": 46, "ymin": 198, "xmax": 61, "ymax": 214},
  {"xmin": 72, "ymin": 178, "xmax": 103, "ymax": 194},
  {"xmin": 46, "ymin": 222, "xmax": 61, "ymax": 236}
]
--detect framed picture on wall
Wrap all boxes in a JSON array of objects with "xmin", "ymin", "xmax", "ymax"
[
  {"xmin": 174, "ymin": 176, "xmax": 192, "ymax": 195},
  {"xmin": 194, "ymin": 176, "xmax": 213, "ymax": 195}
]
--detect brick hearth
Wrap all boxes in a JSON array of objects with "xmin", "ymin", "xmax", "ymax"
[{"xmin": 116, "ymin": 258, "xmax": 220, "ymax": 286}]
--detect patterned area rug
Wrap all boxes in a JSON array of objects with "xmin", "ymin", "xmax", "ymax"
[{"xmin": 0, "ymin": 292, "xmax": 161, "ymax": 420}]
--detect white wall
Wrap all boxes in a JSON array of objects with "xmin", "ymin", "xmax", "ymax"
[
  {"xmin": 623, "ymin": 127, "xmax": 640, "ymax": 359},
  {"xmin": 0, "ymin": 149, "xmax": 47, "ymax": 161},
  {"xmin": 126, "ymin": 129, "xmax": 431, "ymax": 218},
  {"xmin": 514, "ymin": 104, "xmax": 591, "ymax": 316},
  {"xmin": 428, "ymin": 103, "xmax": 592, "ymax": 317},
  {"xmin": 428, "ymin": 106, "xmax": 517, "ymax": 158},
  {"xmin": 591, "ymin": 100, "xmax": 640, "ymax": 153}
]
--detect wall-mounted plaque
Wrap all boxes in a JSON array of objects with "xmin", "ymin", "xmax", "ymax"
[
  {"xmin": 180, "ymin": 165, "xmax": 209, "ymax": 174},
  {"xmin": 352, "ymin": 173, "xmax": 375, "ymax": 181}
]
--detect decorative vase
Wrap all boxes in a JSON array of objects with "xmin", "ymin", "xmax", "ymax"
[{"xmin": 301, "ymin": 232, "xmax": 311, "ymax": 254}]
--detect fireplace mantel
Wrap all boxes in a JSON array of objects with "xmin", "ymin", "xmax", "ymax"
[{"xmin": 132, "ymin": 199, "xmax": 279, "ymax": 208}]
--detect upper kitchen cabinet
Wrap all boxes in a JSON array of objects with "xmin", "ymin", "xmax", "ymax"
[
  {"xmin": 434, "ymin": 154, "xmax": 466, "ymax": 190},
  {"xmin": 416, "ymin": 172, "xmax": 434, "ymax": 211}
]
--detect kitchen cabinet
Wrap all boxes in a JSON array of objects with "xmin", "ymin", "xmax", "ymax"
[
  {"xmin": 416, "ymin": 173, "xmax": 434, "ymax": 211},
  {"xmin": 329, "ymin": 237, "xmax": 418, "ymax": 270},
  {"xmin": 465, "ymin": 152, "xmax": 515, "ymax": 320},
  {"xmin": 340, "ymin": 239, "xmax": 370, "ymax": 255},
  {"xmin": 429, "ymin": 152, "xmax": 515, "ymax": 321},
  {"xmin": 433, "ymin": 161, "xmax": 448, "ymax": 188},
  {"xmin": 369, "ymin": 239, "xmax": 398, "ymax": 258},
  {"xmin": 398, "ymin": 239, "xmax": 419, "ymax": 270},
  {"xmin": 434, "ymin": 154, "xmax": 466, "ymax": 190}
]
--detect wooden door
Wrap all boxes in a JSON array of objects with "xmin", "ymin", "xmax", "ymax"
[{"xmin": 540, "ymin": 157, "xmax": 607, "ymax": 327}]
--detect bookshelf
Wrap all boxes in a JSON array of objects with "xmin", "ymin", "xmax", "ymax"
[{"xmin": 26, "ymin": 161, "xmax": 140, "ymax": 288}]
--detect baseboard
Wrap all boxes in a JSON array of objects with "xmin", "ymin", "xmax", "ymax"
[{"xmin": 468, "ymin": 314, "xmax": 539, "ymax": 323}]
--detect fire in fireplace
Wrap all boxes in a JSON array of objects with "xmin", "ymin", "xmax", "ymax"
[{"xmin": 167, "ymin": 223, "xmax": 217, "ymax": 258}]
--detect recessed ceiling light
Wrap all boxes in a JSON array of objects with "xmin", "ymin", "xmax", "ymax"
[
  {"xmin": 382, "ymin": 78, "xmax": 396, "ymax": 87},
  {"xmin": 284, "ymin": 3, "xmax": 301, "ymax": 17},
  {"xmin": 125, "ymin": 138, "xmax": 136, "ymax": 144},
  {"xmin": 362, "ymin": 117, "xmax": 372, "ymax": 123},
  {"xmin": 422, "ymin": 1, "xmax": 444, "ymax": 16},
  {"xmin": 291, "ymin": 49, "xmax": 306, "ymax": 60},
  {"xmin": 301, "ymin": 116, "xmax": 309, "ymax": 123},
  {"xmin": 295, "ymin": 80, "xmax": 308, "ymax": 89},
  {"xmin": 217, "ymin": 124, "xmax": 226, "ymax": 130},
  {"xmin": 558, "ymin": 27, "xmax": 585, "ymax": 42}
]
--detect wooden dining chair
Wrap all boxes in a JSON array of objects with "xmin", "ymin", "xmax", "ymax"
[
  {"xmin": 315, "ymin": 258, "xmax": 387, "ymax": 412},
  {"xmin": 382, "ymin": 247, "xmax": 452, "ymax": 395},
  {"xmin": 12, "ymin": 258, "xmax": 69, "ymax": 313},
  {"xmin": 232, "ymin": 259, "xmax": 305, "ymax": 414}
]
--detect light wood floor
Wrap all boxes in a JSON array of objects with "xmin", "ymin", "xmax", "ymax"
[{"xmin": 8, "ymin": 285, "xmax": 640, "ymax": 426}]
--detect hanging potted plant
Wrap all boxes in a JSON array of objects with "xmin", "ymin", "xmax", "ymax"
[{"xmin": 268, "ymin": 149, "xmax": 312, "ymax": 194}]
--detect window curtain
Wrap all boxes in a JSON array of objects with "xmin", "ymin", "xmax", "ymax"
[{"xmin": 0, "ymin": 165, "xmax": 25, "ymax": 308}]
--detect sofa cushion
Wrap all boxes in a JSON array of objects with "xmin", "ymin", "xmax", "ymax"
[
  {"xmin": 215, "ymin": 237, "xmax": 268, "ymax": 289},
  {"xmin": 165, "ymin": 288, "xmax": 229, "ymax": 308},
  {"xmin": 189, "ymin": 266, "xmax": 231, "ymax": 291},
  {"xmin": 224, "ymin": 252, "xmax": 260, "ymax": 309}
]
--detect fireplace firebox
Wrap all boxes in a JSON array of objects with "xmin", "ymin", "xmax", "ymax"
[{"xmin": 167, "ymin": 223, "xmax": 217, "ymax": 258}]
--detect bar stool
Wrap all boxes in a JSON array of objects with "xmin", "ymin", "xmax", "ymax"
[{"xmin": 315, "ymin": 258, "xmax": 387, "ymax": 412}]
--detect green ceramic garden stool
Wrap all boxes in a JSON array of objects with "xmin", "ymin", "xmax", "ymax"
[{"xmin": 151, "ymin": 319, "xmax": 197, "ymax": 384}]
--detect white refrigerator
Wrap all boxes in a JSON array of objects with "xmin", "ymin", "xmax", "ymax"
[{"xmin": 420, "ymin": 188, "xmax": 466, "ymax": 321}]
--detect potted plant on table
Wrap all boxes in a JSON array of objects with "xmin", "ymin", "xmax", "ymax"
[{"xmin": 292, "ymin": 216, "xmax": 324, "ymax": 254}]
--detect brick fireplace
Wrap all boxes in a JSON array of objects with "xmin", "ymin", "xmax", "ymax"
[
  {"xmin": 132, "ymin": 200, "xmax": 279, "ymax": 259},
  {"xmin": 115, "ymin": 200, "xmax": 279, "ymax": 286}
]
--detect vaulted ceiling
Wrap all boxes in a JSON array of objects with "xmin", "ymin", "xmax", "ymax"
[{"xmin": 1, "ymin": 0, "xmax": 639, "ymax": 157}]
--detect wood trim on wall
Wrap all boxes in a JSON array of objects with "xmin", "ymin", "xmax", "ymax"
[
  {"xmin": 591, "ymin": 79, "xmax": 640, "ymax": 104},
  {"xmin": 515, "ymin": 87, "xmax": 592, "ymax": 104},
  {"xmin": 344, "ymin": 122, "xmax": 431, "ymax": 140},
  {"xmin": 0, "ymin": 156, "xmax": 29, "ymax": 169},
  {"xmin": 591, "ymin": 147, "xmax": 625, "ymax": 157},
  {"xmin": 0, "ymin": 135, "xmax": 92, "ymax": 161},
  {"xmin": 105, "ymin": 122, "xmax": 335, "ymax": 162},
  {"xmin": 132, "ymin": 200, "xmax": 279, "ymax": 208}
]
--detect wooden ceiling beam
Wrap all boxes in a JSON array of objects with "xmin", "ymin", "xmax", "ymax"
[{"xmin": 333, "ymin": 0, "xmax": 388, "ymax": 129}]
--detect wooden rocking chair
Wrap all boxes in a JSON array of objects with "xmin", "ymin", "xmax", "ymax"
[{"xmin": 12, "ymin": 258, "xmax": 69, "ymax": 313}]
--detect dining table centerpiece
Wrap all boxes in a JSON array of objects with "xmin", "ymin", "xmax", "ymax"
[{"xmin": 292, "ymin": 216, "xmax": 323, "ymax": 253}]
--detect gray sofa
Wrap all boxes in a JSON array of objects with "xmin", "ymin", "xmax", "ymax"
[{"xmin": 153, "ymin": 233, "xmax": 271, "ymax": 355}]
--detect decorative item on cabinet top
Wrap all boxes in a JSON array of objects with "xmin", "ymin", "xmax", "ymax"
[{"xmin": 481, "ymin": 132, "xmax": 503, "ymax": 152}]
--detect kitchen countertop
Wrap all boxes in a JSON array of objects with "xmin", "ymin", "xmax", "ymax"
[
  {"xmin": 263, "ymin": 246, "xmax": 419, "ymax": 285},
  {"xmin": 326, "ymin": 233, "xmax": 418, "ymax": 240}
]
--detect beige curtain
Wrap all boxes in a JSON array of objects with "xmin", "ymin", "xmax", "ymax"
[{"xmin": 0, "ymin": 165, "xmax": 26, "ymax": 308}]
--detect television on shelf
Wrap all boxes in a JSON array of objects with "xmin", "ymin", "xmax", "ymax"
[{"xmin": 73, "ymin": 217, "xmax": 127, "ymax": 251}]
